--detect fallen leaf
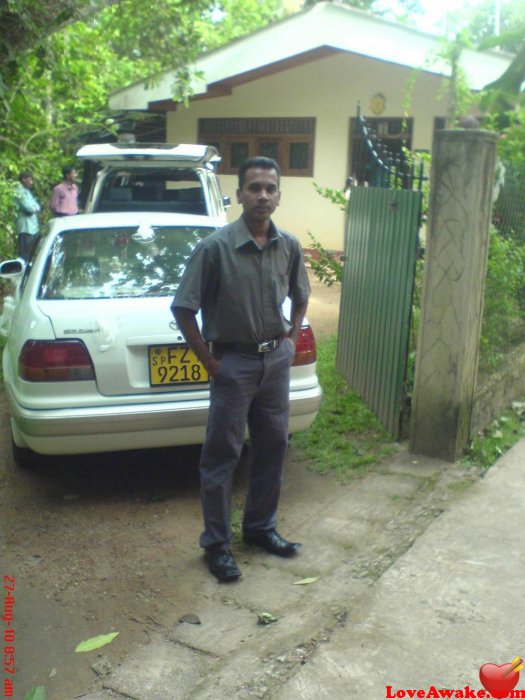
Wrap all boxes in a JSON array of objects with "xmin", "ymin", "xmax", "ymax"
[
  {"xmin": 293, "ymin": 577, "xmax": 319, "ymax": 585},
  {"xmin": 24, "ymin": 687, "xmax": 46, "ymax": 700},
  {"xmin": 179, "ymin": 613, "xmax": 201, "ymax": 625},
  {"xmin": 257, "ymin": 611, "xmax": 278, "ymax": 625},
  {"xmin": 75, "ymin": 632, "xmax": 119, "ymax": 653}
]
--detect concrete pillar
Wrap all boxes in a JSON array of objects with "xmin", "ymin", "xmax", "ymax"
[{"xmin": 410, "ymin": 130, "xmax": 497, "ymax": 462}]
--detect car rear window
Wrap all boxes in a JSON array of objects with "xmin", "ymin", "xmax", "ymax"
[
  {"xmin": 94, "ymin": 168, "xmax": 207, "ymax": 215},
  {"xmin": 38, "ymin": 225, "xmax": 214, "ymax": 300}
]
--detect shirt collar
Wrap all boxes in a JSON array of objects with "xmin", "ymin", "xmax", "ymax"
[{"xmin": 233, "ymin": 216, "xmax": 281, "ymax": 249}]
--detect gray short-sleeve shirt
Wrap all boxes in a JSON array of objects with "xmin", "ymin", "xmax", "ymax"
[{"xmin": 172, "ymin": 217, "xmax": 310, "ymax": 344}]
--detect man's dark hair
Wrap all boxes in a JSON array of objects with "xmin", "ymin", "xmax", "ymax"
[
  {"xmin": 18, "ymin": 172, "xmax": 32, "ymax": 183},
  {"xmin": 238, "ymin": 157, "xmax": 281, "ymax": 189},
  {"xmin": 62, "ymin": 166, "xmax": 76, "ymax": 179}
]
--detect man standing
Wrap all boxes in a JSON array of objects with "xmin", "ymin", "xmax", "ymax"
[
  {"xmin": 14, "ymin": 172, "xmax": 41, "ymax": 260},
  {"xmin": 172, "ymin": 156, "xmax": 310, "ymax": 582},
  {"xmin": 50, "ymin": 166, "xmax": 79, "ymax": 216}
]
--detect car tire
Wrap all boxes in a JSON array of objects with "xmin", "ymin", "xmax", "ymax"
[{"xmin": 12, "ymin": 441, "xmax": 42, "ymax": 470}]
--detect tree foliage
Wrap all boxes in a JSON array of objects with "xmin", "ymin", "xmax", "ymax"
[
  {"xmin": 468, "ymin": 0, "xmax": 525, "ymax": 50},
  {"xmin": 0, "ymin": 0, "xmax": 120, "ymax": 85},
  {"xmin": 0, "ymin": 0, "xmax": 282, "ymax": 257},
  {"xmin": 480, "ymin": 35, "xmax": 525, "ymax": 119},
  {"xmin": 303, "ymin": 0, "xmax": 423, "ymax": 21}
]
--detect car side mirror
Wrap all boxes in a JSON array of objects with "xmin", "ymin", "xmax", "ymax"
[
  {"xmin": 223, "ymin": 196, "xmax": 231, "ymax": 209},
  {"xmin": 0, "ymin": 259, "xmax": 25, "ymax": 279}
]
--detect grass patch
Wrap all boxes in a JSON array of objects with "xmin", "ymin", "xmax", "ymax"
[
  {"xmin": 291, "ymin": 335, "xmax": 394, "ymax": 480},
  {"xmin": 463, "ymin": 400, "xmax": 525, "ymax": 470}
]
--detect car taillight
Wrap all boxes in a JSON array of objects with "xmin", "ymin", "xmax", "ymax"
[
  {"xmin": 292, "ymin": 326, "xmax": 317, "ymax": 366},
  {"xmin": 19, "ymin": 340, "xmax": 95, "ymax": 382}
]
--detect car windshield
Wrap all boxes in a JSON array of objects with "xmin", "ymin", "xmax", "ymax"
[{"xmin": 38, "ymin": 225, "xmax": 214, "ymax": 300}]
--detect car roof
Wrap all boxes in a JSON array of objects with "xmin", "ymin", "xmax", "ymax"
[
  {"xmin": 47, "ymin": 212, "xmax": 223, "ymax": 233},
  {"xmin": 76, "ymin": 142, "xmax": 220, "ymax": 168}
]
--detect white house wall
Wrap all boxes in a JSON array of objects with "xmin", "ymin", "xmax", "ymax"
[{"xmin": 167, "ymin": 51, "xmax": 447, "ymax": 250}]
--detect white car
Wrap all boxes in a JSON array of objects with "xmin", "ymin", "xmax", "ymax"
[
  {"xmin": 0, "ymin": 213, "xmax": 322, "ymax": 467},
  {"xmin": 77, "ymin": 142, "xmax": 230, "ymax": 222}
]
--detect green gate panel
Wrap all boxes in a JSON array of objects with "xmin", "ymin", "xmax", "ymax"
[{"xmin": 336, "ymin": 187, "xmax": 421, "ymax": 437}]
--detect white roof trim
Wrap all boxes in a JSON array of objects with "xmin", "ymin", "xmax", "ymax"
[{"xmin": 110, "ymin": 1, "xmax": 511, "ymax": 111}]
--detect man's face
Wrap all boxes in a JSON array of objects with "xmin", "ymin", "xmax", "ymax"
[
  {"xmin": 67, "ymin": 169, "xmax": 78, "ymax": 183},
  {"xmin": 21, "ymin": 175, "xmax": 33, "ymax": 189},
  {"xmin": 236, "ymin": 167, "xmax": 281, "ymax": 223}
]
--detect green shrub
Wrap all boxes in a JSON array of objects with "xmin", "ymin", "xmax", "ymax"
[
  {"xmin": 306, "ymin": 233, "xmax": 343, "ymax": 287},
  {"xmin": 0, "ymin": 177, "xmax": 17, "ymax": 260},
  {"xmin": 479, "ymin": 226, "xmax": 525, "ymax": 372}
]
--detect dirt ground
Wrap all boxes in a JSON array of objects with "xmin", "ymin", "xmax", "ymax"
[
  {"xmin": 302, "ymin": 272, "xmax": 341, "ymax": 340},
  {"xmin": 0, "ymin": 273, "xmax": 482, "ymax": 699},
  {"xmin": 0, "ymin": 271, "xmax": 338, "ymax": 698}
]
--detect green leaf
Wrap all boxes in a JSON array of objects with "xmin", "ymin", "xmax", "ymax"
[
  {"xmin": 24, "ymin": 687, "xmax": 46, "ymax": 700},
  {"xmin": 75, "ymin": 632, "xmax": 119, "ymax": 653},
  {"xmin": 257, "ymin": 611, "xmax": 278, "ymax": 624},
  {"xmin": 293, "ymin": 577, "xmax": 319, "ymax": 585}
]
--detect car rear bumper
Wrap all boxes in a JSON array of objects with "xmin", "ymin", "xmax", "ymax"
[{"xmin": 8, "ymin": 385, "xmax": 323, "ymax": 455}]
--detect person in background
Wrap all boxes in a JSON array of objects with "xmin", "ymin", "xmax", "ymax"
[
  {"xmin": 50, "ymin": 166, "xmax": 79, "ymax": 216},
  {"xmin": 344, "ymin": 176, "xmax": 355, "ymax": 201},
  {"xmin": 14, "ymin": 172, "xmax": 41, "ymax": 260},
  {"xmin": 173, "ymin": 156, "xmax": 310, "ymax": 582}
]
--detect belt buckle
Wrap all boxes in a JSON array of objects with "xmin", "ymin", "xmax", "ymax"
[{"xmin": 257, "ymin": 340, "xmax": 275, "ymax": 353}]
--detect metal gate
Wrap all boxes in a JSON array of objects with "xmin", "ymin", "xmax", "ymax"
[{"xmin": 336, "ymin": 108, "xmax": 424, "ymax": 437}]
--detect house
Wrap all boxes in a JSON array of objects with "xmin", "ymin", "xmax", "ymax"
[{"xmin": 109, "ymin": 1, "xmax": 511, "ymax": 250}]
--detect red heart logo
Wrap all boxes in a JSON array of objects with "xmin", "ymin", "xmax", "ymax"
[{"xmin": 479, "ymin": 662, "xmax": 520, "ymax": 698}]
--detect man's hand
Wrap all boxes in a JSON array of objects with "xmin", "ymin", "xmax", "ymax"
[
  {"xmin": 287, "ymin": 300, "xmax": 309, "ymax": 349},
  {"xmin": 172, "ymin": 306, "xmax": 220, "ymax": 377},
  {"xmin": 205, "ymin": 354, "xmax": 221, "ymax": 378}
]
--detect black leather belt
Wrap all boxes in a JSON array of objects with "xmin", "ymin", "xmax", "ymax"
[{"xmin": 213, "ymin": 337, "xmax": 283, "ymax": 354}]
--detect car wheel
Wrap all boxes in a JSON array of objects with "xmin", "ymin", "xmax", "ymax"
[{"xmin": 12, "ymin": 441, "xmax": 42, "ymax": 469}]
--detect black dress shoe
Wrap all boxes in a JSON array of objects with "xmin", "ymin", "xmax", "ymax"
[
  {"xmin": 205, "ymin": 548, "xmax": 241, "ymax": 582},
  {"xmin": 243, "ymin": 529, "xmax": 301, "ymax": 558}
]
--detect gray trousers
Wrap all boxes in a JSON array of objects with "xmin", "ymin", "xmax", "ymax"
[{"xmin": 199, "ymin": 340, "xmax": 294, "ymax": 550}]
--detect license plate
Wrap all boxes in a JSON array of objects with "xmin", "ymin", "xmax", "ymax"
[{"xmin": 149, "ymin": 345, "xmax": 209, "ymax": 386}]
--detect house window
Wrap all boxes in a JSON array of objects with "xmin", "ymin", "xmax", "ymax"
[
  {"xmin": 231, "ymin": 142, "xmax": 249, "ymax": 168},
  {"xmin": 198, "ymin": 117, "xmax": 315, "ymax": 176}
]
